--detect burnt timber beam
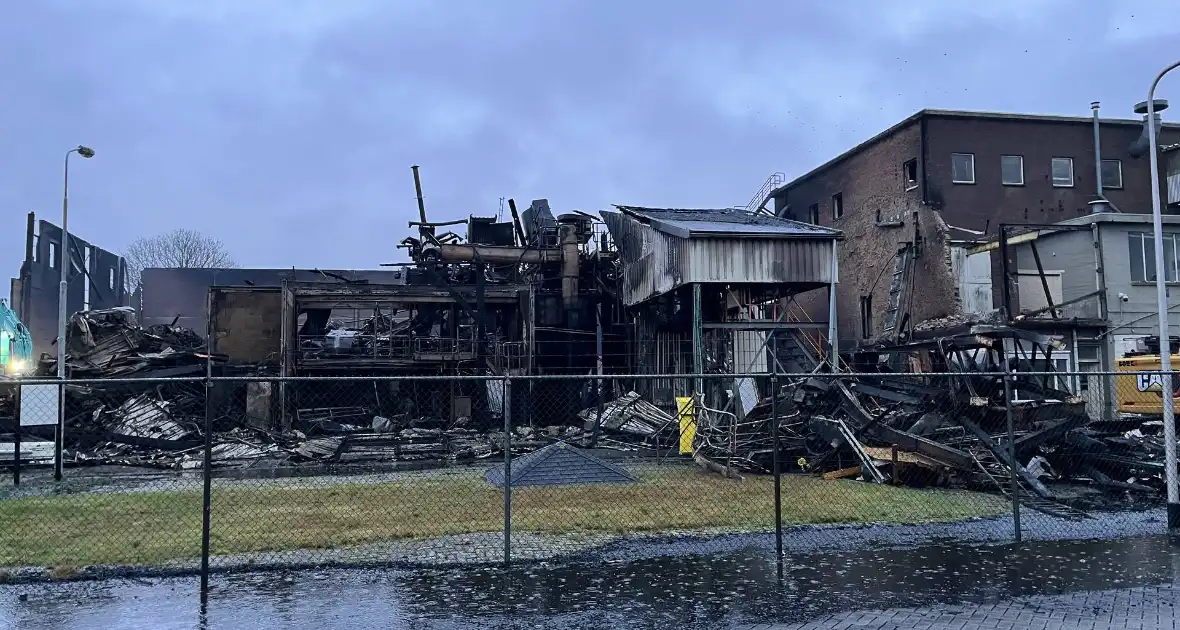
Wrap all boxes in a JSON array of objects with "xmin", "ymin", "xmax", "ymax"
[
  {"xmin": 999, "ymin": 224, "xmax": 1014, "ymax": 319},
  {"xmin": 419, "ymin": 266, "xmax": 490, "ymax": 337},
  {"xmin": 1015, "ymin": 290, "xmax": 1102, "ymax": 321},
  {"xmin": 828, "ymin": 379, "xmax": 976, "ymax": 470},
  {"xmin": 849, "ymin": 382, "xmax": 923, "ymax": 405},
  {"xmin": 1027, "ymin": 240, "xmax": 1058, "ymax": 319},
  {"xmin": 954, "ymin": 413, "xmax": 1054, "ymax": 499},
  {"xmin": 1009, "ymin": 412, "xmax": 1089, "ymax": 457}
]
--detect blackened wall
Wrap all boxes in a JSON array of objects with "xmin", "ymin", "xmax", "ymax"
[
  {"xmin": 139, "ymin": 267, "xmax": 407, "ymax": 336},
  {"xmin": 17, "ymin": 220, "xmax": 128, "ymax": 354},
  {"xmin": 775, "ymin": 118, "xmax": 924, "ymax": 228},
  {"xmin": 771, "ymin": 118, "xmax": 934, "ymax": 344}
]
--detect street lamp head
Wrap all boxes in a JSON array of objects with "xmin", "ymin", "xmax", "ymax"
[
  {"xmin": 76, "ymin": 146, "xmax": 95, "ymax": 159},
  {"xmin": 1134, "ymin": 99, "xmax": 1169, "ymax": 115}
]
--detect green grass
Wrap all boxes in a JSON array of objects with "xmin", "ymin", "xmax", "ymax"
[{"xmin": 0, "ymin": 468, "xmax": 1007, "ymax": 568}]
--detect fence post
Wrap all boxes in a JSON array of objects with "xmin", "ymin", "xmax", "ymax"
[
  {"xmin": 53, "ymin": 382, "xmax": 64, "ymax": 482},
  {"xmin": 503, "ymin": 377, "xmax": 513, "ymax": 567},
  {"xmin": 771, "ymin": 372, "xmax": 782, "ymax": 577},
  {"xmin": 200, "ymin": 378, "xmax": 214, "ymax": 605},
  {"xmin": 1003, "ymin": 369, "xmax": 1022, "ymax": 542},
  {"xmin": 12, "ymin": 383, "xmax": 20, "ymax": 487}
]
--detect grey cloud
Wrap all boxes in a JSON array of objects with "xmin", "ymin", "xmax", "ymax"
[{"xmin": 1, "ymin": 0, "xmax": 1176, "ymax": 278}]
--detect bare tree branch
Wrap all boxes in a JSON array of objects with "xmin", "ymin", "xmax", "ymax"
[{"xmin": 124, "ymin": 229, "xmax": 236, "ymax": 291}]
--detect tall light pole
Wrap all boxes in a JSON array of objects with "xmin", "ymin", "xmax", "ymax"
[
  {"xmin": 1143, "ymin": 61, "xmax": 1180, "ymax": 531},
  {"xmin": 54, "ymin": 144, "xmax": 95, "ymax": 481}
]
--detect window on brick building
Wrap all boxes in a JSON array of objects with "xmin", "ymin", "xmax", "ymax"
[
  {"xmin": 1101, "ymin": 159, "xmax": 1123, "ymax": 189},
  {"xmin": 951, "ymin": 153, "xmax": 975, "ymax": 184},
  {"xmin": 859, "ymin": 295, "xmax": 873, "ymax": 338},
  {"xmin": 1001, "ymin": 155, "xmax": 1024, "ymax": 186},
  {"xmin": 903, "ymin": 159, "xmax": 918, "ymax": 190},
  {"xmin": 1051, "ymin": 157, "xmax": 1075, "ymax": 187},
  {"xmin": 831, "ymin": 192, "xmax": 844, "ymax": 220},
  {"xmin": 808, "ymin": 203, "xmax": 820, "ymax": 225}
]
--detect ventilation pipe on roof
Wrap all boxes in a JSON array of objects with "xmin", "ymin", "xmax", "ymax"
[
  {"xmin": 1093, "ymin": 102, "xmax": 1105, "ymax": 199},
  {"xmin": 1129, "ymin": 100, "xmax": 1169, "ymax": 159}
]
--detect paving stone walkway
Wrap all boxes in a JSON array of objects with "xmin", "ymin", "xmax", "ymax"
[{"xmin": 742, "ymin": 584, "xmax": 1178, "ymax": 630}]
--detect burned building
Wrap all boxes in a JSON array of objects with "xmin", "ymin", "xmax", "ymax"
[
  {"xmin": 137, "ymin": 267, "xmax": 407, "ymax": 334},
  {"xmin": 207, "ymin": 190, "xmax": 625, "ymax": 432},
  {"xmin": 601, "ymin": 206, "xmax": 842, "ymax": 414},
  {"xmin": 760, "ymin": 108, "xmax": 1180, "ymax": 350},
  {"xmin": 9, "ymin": 212, "xmax": 129, "ymax": 354}
]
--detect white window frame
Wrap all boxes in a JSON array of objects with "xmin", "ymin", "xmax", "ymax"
[
  {"xmin": 1009, "ymin": 350, "xmax": 1074, "ymax": 401},
  {"xmin": 831, "ymin": 192, "xmax": 844, "ymax": 220},
  {"xmin": 1051, "ymin": 157, "xmax": 1075, "ymax": 188},
  {"xmin": 1129, "ymin": 231, "xmax": 1180, "ymax": 283},
  {"xmin": 951, "ymin": 153, "xmax": 975, "ymax": 184},
  {"xmin": 1101, "ymin": 159, "xmax": 1124, "ymax": 189},
  {"xmin": 903, "ymin": 159, "xmax": 919, "ymax": 191},
  {"xmin": 807, "ymin": 203, "xmax": 820, "ymax": 225},
  {"xmin": 1000, "ymin": 155, "xmax": 1024, "ymax": 186}
]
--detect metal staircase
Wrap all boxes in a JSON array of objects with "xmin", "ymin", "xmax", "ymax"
[{"xmin": 745, "ymin": 172, "xmax": 786, "ymax": 215}]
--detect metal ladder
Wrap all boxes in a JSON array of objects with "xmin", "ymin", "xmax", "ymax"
[
  {"xmin": 880, "ymin": 243, "xmax": 913, "ymax": 341},
  {"xmin": 970, "ymin": 449, "xmax": 1091, "ymax": 521}
]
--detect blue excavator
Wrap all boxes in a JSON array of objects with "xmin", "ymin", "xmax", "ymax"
[{"xmin": 0, "ymin": 299, "xmax": 33, "ymax": 376}]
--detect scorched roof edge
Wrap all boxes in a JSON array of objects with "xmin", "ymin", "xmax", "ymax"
[{"xmin": 613, "ymin": 205, "xmax": 842, "ymax": 240}]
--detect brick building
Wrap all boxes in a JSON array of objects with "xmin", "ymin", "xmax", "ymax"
[{"xmin": 767, "ymin": 108, "xmax": 1180, "ymax": 350}]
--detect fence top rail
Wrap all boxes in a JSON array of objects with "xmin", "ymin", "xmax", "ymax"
[{"xmin": 2, "ymin": 369, "xmax": 1148, "ymax": 387}]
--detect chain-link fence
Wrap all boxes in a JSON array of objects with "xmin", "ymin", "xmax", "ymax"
[{"xmin": 0, "ymin": 369, "xmax": 1175, "ymax": 591}]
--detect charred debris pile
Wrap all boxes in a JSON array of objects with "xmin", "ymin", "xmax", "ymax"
[{"xmin": 696, "ymin": 324, "xmax": 1167, "ymax": 517}]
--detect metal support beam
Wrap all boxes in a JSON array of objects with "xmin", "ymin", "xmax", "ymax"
[
  {"xmin": 702, "ymin": 321, "xmax": 828, "ymax": 330},
  {"xmin": 827, "ymin": 240, "xmax": 840, "ymax": 371},
  {"xmin": 999, "ymin": 225, "xmax": 1014, "ymax": 319},
  {"xmin": 692, "ymin": 283, "xmax": 703, "ymax": 395}
]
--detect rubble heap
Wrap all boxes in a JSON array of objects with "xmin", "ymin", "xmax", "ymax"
[
  {"xmin": 38, "ymin": 307, "xmax": 213, "ymax": 379},
  {"xmin": 690, "ymin": 324, "xmax": 1169, "ymax": 517}
]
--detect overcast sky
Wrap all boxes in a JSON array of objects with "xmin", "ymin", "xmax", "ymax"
[{"xmin": 1, "ymin": 1, "xmax": 1177, "ymax": 281}]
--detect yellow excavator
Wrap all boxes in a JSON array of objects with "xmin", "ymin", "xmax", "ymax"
[{"xmin": 1116, "ymin": 336, "xmax": 1180, "ymax": 415}]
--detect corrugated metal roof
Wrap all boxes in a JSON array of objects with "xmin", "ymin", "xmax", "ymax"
[
  {"xmin": 614, "ymin": 206, "xmax": 841, "ymax": 240},
  {"xmin": 602, "ymin": 210, "xmax": 837, "ymax": 306}
]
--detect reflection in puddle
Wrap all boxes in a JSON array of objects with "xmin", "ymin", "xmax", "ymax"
[{"xmin": 3, "ymin": 535, "xmax": 1179, "ymax": 629}]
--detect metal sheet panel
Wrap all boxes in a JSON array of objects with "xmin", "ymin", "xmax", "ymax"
[
  {"xmin": 1169, "ymin": 152, "xmax": 1180, "ymax": 206},
  {"xmin": 951, "ymin": 247, "xmax": 994, "ymax": 315},
  {"xmin": 603, "ymin": 211, "xmax": 837, "ymax": 307},
  {"xmin": 602, "ymin": 211, "xmax": 683, "ymax": 307},
  {"xmin": 684, "ymin": 239, "xmax": 833, "ymax": 286}
]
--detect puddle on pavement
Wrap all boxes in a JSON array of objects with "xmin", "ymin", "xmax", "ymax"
[{"xmin": 3, "ymin": 535, "xmax": 1179, "ymax": 629}]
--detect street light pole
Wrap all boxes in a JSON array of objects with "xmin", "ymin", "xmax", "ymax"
[
  {"xmin": 1145, "ymin": 61, "xmax": 1180, "ymax": 531},
  {"xmin": 54, "ymin": 145, "xmax": 94, "ymax": 482}
]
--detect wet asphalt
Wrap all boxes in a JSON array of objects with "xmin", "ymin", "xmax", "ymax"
[{"xmin": 3, "ymin": 532, "xmax": 1179, "ymax": 630}]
